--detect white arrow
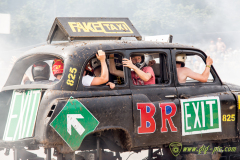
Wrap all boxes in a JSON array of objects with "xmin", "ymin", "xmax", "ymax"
[{"xmin": 67, "ymin": 114, "xmax": 85, "ymax": 136}]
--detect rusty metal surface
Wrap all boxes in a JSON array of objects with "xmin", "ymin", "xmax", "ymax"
[
  {"xmin": 0, "ymin": 138, "xmax": 38, "ymax": 148},
  {"xmin": 31, "ymin": 89, "xmax": 133, "ymax": 153}
]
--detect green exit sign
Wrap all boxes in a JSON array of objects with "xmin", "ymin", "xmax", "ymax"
[
  {"xmin": 181, "ymin": 96, "xmax": 221, "ymax": 136},
  {"xmin": 3, "ymin": 90, "xmax": 42, "ymax": 141}
]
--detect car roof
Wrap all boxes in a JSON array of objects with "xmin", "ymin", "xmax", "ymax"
[{"xmin": 22, "ymin": 40, "xmax": 202, "ymax": 58}]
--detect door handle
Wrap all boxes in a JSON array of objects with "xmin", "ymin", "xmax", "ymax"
[
  {"xmin": 179, "ymin": 94, "xmax": 190, "ymax": 99},
  {"xmin": 165, "ymin": 95, "xmax": 177, "ymax": 98}
]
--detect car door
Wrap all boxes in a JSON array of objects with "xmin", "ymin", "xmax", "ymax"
[
  {"xmin": 172, "ymin": 49, "xmax": 236, "ymax": 143},
  {"xmin": 77, "ymin": 50, "xmax": 134, "ymax": 147},
  {"xmin": 128, "ymin": 49, "xmax": 181, "ymax": 149}
]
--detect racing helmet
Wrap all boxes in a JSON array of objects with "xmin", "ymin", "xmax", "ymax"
[
  {"xmin": 91, "ymin": 58, "xmax": 101, "ymax": 70},
  {"xmin": 144, "ymin": 55, "xmax": 154, "ymax": 66},
  {"xmin": 176, "ymin": 53, "xmax": 186, "ymax": 67},
  {"xmin": 32, "ymin": 61, "xmax": 50, "ymax": 81},
  {"xmin": 52, "ymin": 59, "xmax": 64, "ymax": 77},
  {"xmin": 131, "ymin": 53, "xmax": 146, "ymax": 69}
]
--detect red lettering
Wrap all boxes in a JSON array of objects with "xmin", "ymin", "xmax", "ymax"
[
  {"xmin": 137, "ymin": 103, "xmax": 156, "ymax": 134},
  {"xmin": 159, "ymin": 103, "xmax": 177, "ymax": 132}
]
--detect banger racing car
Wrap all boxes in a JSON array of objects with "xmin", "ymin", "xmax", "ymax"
[{"xmin": 0, "ymin": 17, "xmax": 240, "ymax": 160}]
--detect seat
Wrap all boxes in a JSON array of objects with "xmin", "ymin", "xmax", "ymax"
[{"xmin": 151, "ymin": 63, "xmax": 161, "ymax": 84}]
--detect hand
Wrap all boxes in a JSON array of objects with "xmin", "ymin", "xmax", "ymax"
[
  {"xmin": 148, "ymin": 60, "xmax": 156, "ymax": 66},
  {"xmin": 106, "ymin": 82, "xmax": 115, "ymax": 89},
  {"xmin": 109, "ymin": 54, "xmax": 114, "ymax": 58},
  {"xmin": 96, "ymin": 50, "xmax": 106, "ymax": 61},
  {"xmin": 122, "ymin": 57, "xmax": 135, "ymax": 69},
  {"xmin": 206, "ymin": 56, "xmax": 213, "ymax": 66}
]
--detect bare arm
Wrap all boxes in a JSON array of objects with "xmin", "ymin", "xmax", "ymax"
[
  {"xmin": 109, "ymin": 54, "xmax": 124, "ymax": 78},
  {"xmin": 90, "ymin": 50, "xmax": 109, "ymax": 86},
  {"xmin": 186, "ymin": 56, "xmax": 213, "ymax": 82},
  {"xmin": 123, "ymin": 58, "xmax": 152, "ymax": 82}
]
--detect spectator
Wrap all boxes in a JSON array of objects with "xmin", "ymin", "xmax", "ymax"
[
  {"xmin": 216, "ymin": 38, "xmax": 226, "ymax": 53},
  {"xmin": 209, "ymin": 40, "xmax": 217, "ymax": 53}
]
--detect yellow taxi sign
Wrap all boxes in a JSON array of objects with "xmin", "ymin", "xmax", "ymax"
[
  {"xmin": 68, "ymin": 21, "xmax": 133, "ymax": 34},
  {"xmin": 47, "ymin": 17, "xmax": 142, "ymax": 43}
]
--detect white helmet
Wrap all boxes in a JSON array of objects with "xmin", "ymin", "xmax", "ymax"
[
  {"xmin": 176, "ymin": 53, "xmax": 186, "ymax": 67},
  {"xmin": 131, "ymin": 53, "xmax": 146, "ymax": 69},
  {"xmin": 144, "ymin": 55, "xmax": 154, "ymax": 66}
]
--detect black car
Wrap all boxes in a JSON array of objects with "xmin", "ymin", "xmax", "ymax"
[{"xmin": 0, "ymin": 17, "xmax": 239, "ymax": 160}]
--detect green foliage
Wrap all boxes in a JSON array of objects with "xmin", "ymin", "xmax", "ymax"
[
  {"xmin": 133, "ymin": 0, "xmax": 212, "ymax": 35},
  {"xmin": 10, "ymin": 0, "xmax": 53, "ymax": 45},
  {"xmin": 1, "ymin": 0, "xmax": 240, "ymax": 46}
]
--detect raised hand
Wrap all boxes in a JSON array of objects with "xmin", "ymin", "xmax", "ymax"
[
  {"xmin": 96, "ymin": 50, "xmax": 106, "ymax": 61},
  {"xmin": 122, "ymin": 57, "xmax": 135, "ymax": 69},
  {"xmin": 206, "ymin": 56, "xmax": 213, "ymax": 66}
]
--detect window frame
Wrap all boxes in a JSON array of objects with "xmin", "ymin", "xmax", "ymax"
[
  {"xmin": 2, "ymin": 53, "xmax": 68, "ymax": 91},
  {"xmin": 125, "ymin": 49, "xmax": 174, "ymax": 89},
  {"xmin": 172, "ymin": 49, "xmax": 222, "ymax": 87},
  {"xmin": 80, "ymin": 50, "xmax": 130, "ymax": 91}
]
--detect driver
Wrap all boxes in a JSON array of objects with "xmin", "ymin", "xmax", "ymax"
[
  {"xmin": 176, "ymin": 53, "xmax": 213, "ymax": 83},
  {"xmin": 24, "ymin": 61, "xmax": 50, "ymax": 84}
]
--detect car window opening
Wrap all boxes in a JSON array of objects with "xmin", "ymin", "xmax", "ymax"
[
  {"xmin": 129, "ymin": 52, "xmax": 169, "ymax": 86},
  {"xmin": 22, "ymin": 58, "xmax": 64, "ymax": 85},
  {"xmin": 82, "ymin": 52, "xmax": 125, "ymax": 89},
  {"xmin": 176, "ymin": 53, "xmax": 214, "ymax": 84}
]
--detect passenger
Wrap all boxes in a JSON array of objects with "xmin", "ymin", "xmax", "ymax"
[
  {"xmin": 52, "ymin": 59, "xmax": 64, "ymax": 80},
  {"xmin": 82, "ymin": 50, "xmax": 115, "ymax": 89},
  {"xmin": 24, "ymin": 61, "xmax": 50, "ymax": 84},
  {"xmin": 145, "ymin": 55, "xmax": 156, "ymax": 67},
  {"xmin": 176, "ymin": 53, "xmax": 213, "ymax": 83},
  {"xmin": 109, "ymin": 53, "xmax": 155, "ymax": 85}
]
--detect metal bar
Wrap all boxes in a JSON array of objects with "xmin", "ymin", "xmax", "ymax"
[
  {"xmin": 96, "ymin": 137, "xmax": 102, "ymax": 160},
  {"xmin": 46, "ymin": 148, "xmax": 51, "ymax": 160},
  {"xmin": 14, "ymin": 148, "xmax": 19, "ymax": 160},
  {"xmin": 97, "ymin": 137, "xmax": 100, "ymax": 160},
  {"xmin": 148, "ymin": 148, "xmax": 153, "ymax": 160},
  {"xmin": 4, "ymin": 148, "xmax": 10, "ymax": 156}
]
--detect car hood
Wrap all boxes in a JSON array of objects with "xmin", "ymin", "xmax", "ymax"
[{"xmin": 224, "ymin": 82, "xmax": 240, "ymax": 92}]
